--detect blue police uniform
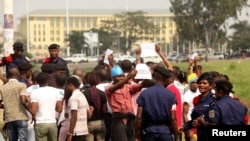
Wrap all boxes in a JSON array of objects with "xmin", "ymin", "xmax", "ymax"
[
  {"xmin": 190, "ymin": 91, "xmax": 215, "ymax": 141},
  {"xmin": 0, "ymin": 54, "xmax": 29, "ymax": 76},
  {"xmin": 207, "ymin": 95, "xmax": 247, "ymax": 125},
  {"xmin": 137, "ymin": 84, "xmax": 176, "ymax": 141},
  {"xmin": 42, "ymin": 57, "xmax": 70, "ymax": 77},
  {"xmin": 18, "ymin": 77, "xmax": 31, "ymax": 88}
]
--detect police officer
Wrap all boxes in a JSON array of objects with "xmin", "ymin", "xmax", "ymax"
[
  {"xmin": 184, "ymin": 72, "xmax": 215, "ymax": 141},
  {"xmin": 135, "ymin": 66, "xmax": 178, "ymax": 141},
  {"xmin": 18, "ymin": 63, "xmax": 33, "ymax": 87},
  {"xmin": 0, "ymin": 42, "xmax": 29, "ymax": 77},
  {"xmin": 42, "ymin": 43, "xmax": 69, "ymax": 77},
  {"xmin": 197, "ymin": 79, "xmax": 248, "ymax": 126}
]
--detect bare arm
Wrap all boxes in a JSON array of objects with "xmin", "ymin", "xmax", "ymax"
[
  {"xmin": 0, "ymin": 100, "xmax": 4, "ymax": 109},
  {"xmin": 30, "ymin": 102, "xmax": 38, "ymax": 118},
  {"xmin": 55, "ymin": 100, "xmax": 63, "ymax": 113},
  {"xmin": 135, "ymin": 47, "xmax": 141, "ymax": 64},
  {"xmin": 155, "ymin": 44, "xmax": 173, "ymax": 70},
  {"xmin": 87, "ymin": 106, "xmax": 94, "ymax": 119},
  {"xmin": 183, "ymin": 102, "xmax": 190, "ymax": 123},
  {"xmin": 68, "ymin": 110, "xmax": 77, "ymax": 134},
  {"xmin": 134, "ymin": 106, "xmax": 143, "ymax": 140},
  {"xmin": 102, "ymin": 103, "xmax": 108, "ymax": 114},
  {"xmin": 170, "ymin": 110, "xmax": 178, "ymax": 141},
  {"xmin": 20, "ymin": 95, "xmax": 30, "ymax": 111},
  {"xmin": 193, "ymin": 57, "xmax": 201, "ymax": 77},
  {"xmin": 109, "ymin": 69, "xmax": 137, "ymax": 93}
]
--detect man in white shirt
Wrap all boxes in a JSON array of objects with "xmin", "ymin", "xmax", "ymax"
[{"xmin": 30, "ymin": 72, "xmax": 62, "ymax": 141}]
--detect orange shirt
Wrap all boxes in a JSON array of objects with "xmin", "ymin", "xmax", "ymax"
[{"xmin": 105, "ymin": 83, "xmax": 140, "ymax": 114}]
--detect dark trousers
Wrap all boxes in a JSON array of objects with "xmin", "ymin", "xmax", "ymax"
[
  {"xmin": 104, "ymin": 113, "xmax": 112, "ymax": 141},
  {"xmin": 143, "ymin": 133, "xmax": 172, "ymax": 141},
  {"xmin": 111, "ymin": 112, "xmax": 135, "ymax": 141},
  {"xmin": 72, "ymin": 135, "xmax": 86, "ymax": 141}
]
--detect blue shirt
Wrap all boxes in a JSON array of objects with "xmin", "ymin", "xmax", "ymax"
[
  {"xmin": 1, "ymin": 54, "xmax": 29, "ymax": 76},
  {"xmin": 18, "ymin": 77, "xmax": 31, "ymax": 88},
  {"xmin": 207, "ymin": 96, "xmax": 247, "ymax": 125},
  {"xmin": 137, "ymin": 83, "xmax": 176, "ymax": 134},
  {"xmin": 191, "ymin": 91, "xmax": 215, "ymax": 141},
  {"xmin": 42, "ymin": 57, "xmax": 69, "ymax": 77}
]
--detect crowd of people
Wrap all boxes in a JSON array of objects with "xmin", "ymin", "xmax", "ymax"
[{"xmin": 0, "ymin": 41, "xmax": 248, "ymax": 141}]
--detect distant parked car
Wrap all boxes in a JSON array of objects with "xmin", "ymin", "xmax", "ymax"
[
  {"xmin": 167, "ymin": 54, "xmax": 178, "ymax": 61},
  {"xmin": 87, "ymin": 56, "xmax": 99, "ymax": 62},
  {"xmin": 64, "ymin": 54, "xmax": 88, "ymax": 63},
  {"xmin": 208, "ymin": 52, "xmax": 224, "ymax": 60},
  {"xmin": 175, "ymin": 54, "xmax": 189, "ymax": 63},
  {"xmin": 142, "ymin": 55, "xmax": 162, "ymax": 63},
  {"xmin": 113, "ymin": 54, "xmax": 136, "ymax": 63}
]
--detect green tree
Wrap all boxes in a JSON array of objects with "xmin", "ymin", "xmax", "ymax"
[
  {"xmin": 170, "ymin": 0, "xmax": 249, "ymax": 61},
  {"xmin": 90, "ymin": 28, "xmax": 114, "ymax": 54},
  {"xmin": 65, "ymin": 31, "xmax": 88, "ymax": 54},
  {"xmin": 101, "ymin": 11, "xmax": 160, "ymax": 53},
  {"xmin": 229, "ymin": 21, "xmax": 250, "ymax": 50}
]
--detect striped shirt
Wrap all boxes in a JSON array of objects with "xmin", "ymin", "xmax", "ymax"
[{"xmin": 68, "ymin": 89, "xmax": 89, "ymax": 135}]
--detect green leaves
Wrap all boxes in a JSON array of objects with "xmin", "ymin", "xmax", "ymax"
[{"xmin": 101, "ymin": 11, "xmax": 159, "ymax": 53}]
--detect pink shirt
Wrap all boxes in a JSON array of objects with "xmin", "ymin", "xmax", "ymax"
[{"xmin": 105, "ymin": 83, "xmax": 140, "ymax": 114}]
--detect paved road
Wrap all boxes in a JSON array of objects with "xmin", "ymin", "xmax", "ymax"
[{"xmin": 67, "ymin": 62, "xmax": 98, "ymax": 70}]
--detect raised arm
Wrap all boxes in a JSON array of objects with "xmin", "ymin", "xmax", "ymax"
[
  {"xmin": 109, "ymin": 69, "xmax": 137, "ymax": 93},
  {"xmin": 135, "ymin": 47, "xmax": 141, "ymax": 64},
  {"xmin": 155, "ymin": 44, "xmax": 173, "ymax": 70}
]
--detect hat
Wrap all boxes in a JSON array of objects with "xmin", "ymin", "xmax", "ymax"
[
  {"xmin": 18, "ymin": 63, "xmax": 32, "ymax": 71},
  {"xmin": 48, "ymin": 44, "xmax": 60, "ymax": 50},
  {"xmin": 111, "ymin": 65, "xmax": 124, "ymax": 77},
  {"xmin": 154, "ymin": 66, "xmax": 171, "ymax": 78},
  {"xmin": 54, "ymin": 64, "xmax": 66, "ymax": 71},
  {"xmin": 41, "ymin": 64, "xmax": 53, "ymax": 74},
  {"xmin": 13, "ymin": 42, "xmax": 24, "ymax": 50},
  {"xmin": 188, "ymin": 73, "xmax": 198, "ymax": 84}
]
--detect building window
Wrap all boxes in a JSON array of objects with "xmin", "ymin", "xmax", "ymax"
[
  {"xmin": 43, "ymin": 38, "xmax": 45, "ymax": 41},
  {"xmin": 169, "ymin": 30, "xmax": 173, "ymax": 35},
  {"xmin": 34, "ymin": 38, "xmax": 36, "ymax": 41},
  {"xmin": 51, "ymin": 37, "xmax": 54, "ymax": 41},
  {"xmin": 56, "ymin": 37, "xmax": 60, "ymax": 41}
]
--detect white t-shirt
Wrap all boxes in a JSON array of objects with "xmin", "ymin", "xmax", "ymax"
[
  {"xmin": 183, "ymin": 89, "xmax": 200, "ymax": 121},
  {"xmin": 31, "ymin": 86, "xmax": 61, "ymax": 124}
]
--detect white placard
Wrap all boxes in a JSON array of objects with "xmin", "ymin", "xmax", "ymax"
[
  {"xmin": 134, "ymin": 63, "xmax": 152, "ymax": 80},
  {"xmin": 140, "ymin": 43, "xmax": 158, "ymax": 57},
  {"xmin": 104, "ymin": 49, "xmax": 113, "ymax": 65},
  {"xmin": 83, "ymin": 32, "xmax": 99, "ymax": 48}
]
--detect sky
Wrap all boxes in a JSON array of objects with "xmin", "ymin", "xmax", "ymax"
[{"xmin": 0, "ymin": 0, "xmax": 171, "ymax": 28}]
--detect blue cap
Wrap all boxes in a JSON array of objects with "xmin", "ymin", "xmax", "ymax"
[{"xmin": 111, "ymin": 65, "xmax": 124, "ymax": 77}]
